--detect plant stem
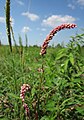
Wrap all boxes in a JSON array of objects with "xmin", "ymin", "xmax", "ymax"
[{"xmin": 6, "ymin": 0, "xmax": 12, "ymax": 52}]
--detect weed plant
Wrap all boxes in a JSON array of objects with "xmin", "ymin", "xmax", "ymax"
[
  {"xmin": 0, "ymin": 32, "xmax": 84, "ymax": 120},
  {"xmin": 1, "ymin": 0, "xmax": 84, "ymax": 119}
]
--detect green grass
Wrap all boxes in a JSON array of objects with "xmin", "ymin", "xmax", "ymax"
[{"xmin": 0, "ymin": 34, "xmax": 84, "ymax": 120}]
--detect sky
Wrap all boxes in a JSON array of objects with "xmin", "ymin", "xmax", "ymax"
[{"xmin": 0, "ymin": 0, "xmax": 84, "ymax": 46}]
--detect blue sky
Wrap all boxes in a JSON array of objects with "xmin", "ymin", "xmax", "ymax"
[{"xmin": 0, "ymin": 0, "xmax": 84, "ymax": 46}]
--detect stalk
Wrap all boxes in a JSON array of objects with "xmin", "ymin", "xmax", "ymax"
[
  {"xmin": 19, "ymin": 34, "xmax": 23, "ymax": 59},
  {"xmin": 6, "ymin": 0, "xmax": 12, "ymax": 52},
  {"xmin": 10, "ymin": 26, "xmax": 18, "ymax": 53},
  {"xmin": 25, "ymin": 34, "xmax": 28, "ymax": 49}
]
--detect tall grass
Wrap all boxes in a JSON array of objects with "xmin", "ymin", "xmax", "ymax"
[
  {"xmin": 6, "ymin": 0, "xmax": 12, "ymax": 52},
  {"xmin": 19, "ymin": 34, "xmax": 23, "ymax": 59},
  {"xmin": 25, "ymin": 34, "xmax": 28, "ymax": 49},
  {"xmin": 0, "ymin": 34, "xmax": 84, "ymax": 119}
]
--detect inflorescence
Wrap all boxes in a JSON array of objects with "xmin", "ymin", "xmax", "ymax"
[
  {"xmin": 40, "ymin": 23, "xmax": 77, "ymax": 56},
  {"xmin": 20, "ymin": 84, "xmax": 31, "ymax": 118}
]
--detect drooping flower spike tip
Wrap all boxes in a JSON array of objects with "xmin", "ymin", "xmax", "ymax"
[{"xmin": 40, "ymin": 23, "xmax": 77, "ymax": 56}]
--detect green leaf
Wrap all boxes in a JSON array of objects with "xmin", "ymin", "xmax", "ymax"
[
  {"xmin": 46, "ymin": 100, "xmax": 56, "ymax": 111},
  {"xmin": 0, "ymin": 118, "xmax": 9, "ymax": 120},
  {"xmin": 40, "ymin": 116, "xmax": 50, "ymax": 120},
  {"xmin": 31, "ymin": 87, "xmax": 36, "ymax": 97},
  {"xmin": 56, "ymin": 48, "xmax": 67, "ymax": 60},
  {"xmin": 76, "ymin": 106, "xmax": 84, "ymax": 115},
  {"xmin": 69, "ymin": 53, "xmax": 74, "ymax": 65},
  {"xmin": 7, "ymin": 93, "xmax": 20, "ymax": 100},
  {"xmin": 64, "ymin": 59, "xmax": 69, "ymax": 71},
  {"xmin": 61, "ymin": 98, "xmax": 72, "ymax": 107}
]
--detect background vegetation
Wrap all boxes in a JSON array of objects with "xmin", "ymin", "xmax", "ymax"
[{"xmin": 0, "ymin": 33, "xmax": 84, "ymax": 120}]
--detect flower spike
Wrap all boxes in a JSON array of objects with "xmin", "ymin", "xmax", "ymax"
[
  {"xmin": 20, "ymin": 84, "xmax": 31, "ymax": 118},
  {"xmin": 40, "ymin": 23, "xmax": 77, "ymax": 56}
]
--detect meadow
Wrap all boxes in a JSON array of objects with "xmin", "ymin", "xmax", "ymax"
[
  {"xmin": 0, "ymin": 1, "xmax": 84, "ymax": 119},
  {"xmin": 0, "ymin": 33, "xmax": 84, "ymax": 120}
]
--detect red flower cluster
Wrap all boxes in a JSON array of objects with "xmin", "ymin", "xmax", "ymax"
[
  {"xmin": 20, "ymin": 84, "xmax": 31, "ymax": 102},
  {"xmin": 20, "ymin": 84, "xmax": 31, "ymax": 118},
  {"xmin": 40, "ymin": 23, "xmax": 77, "ymax": 55}
]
